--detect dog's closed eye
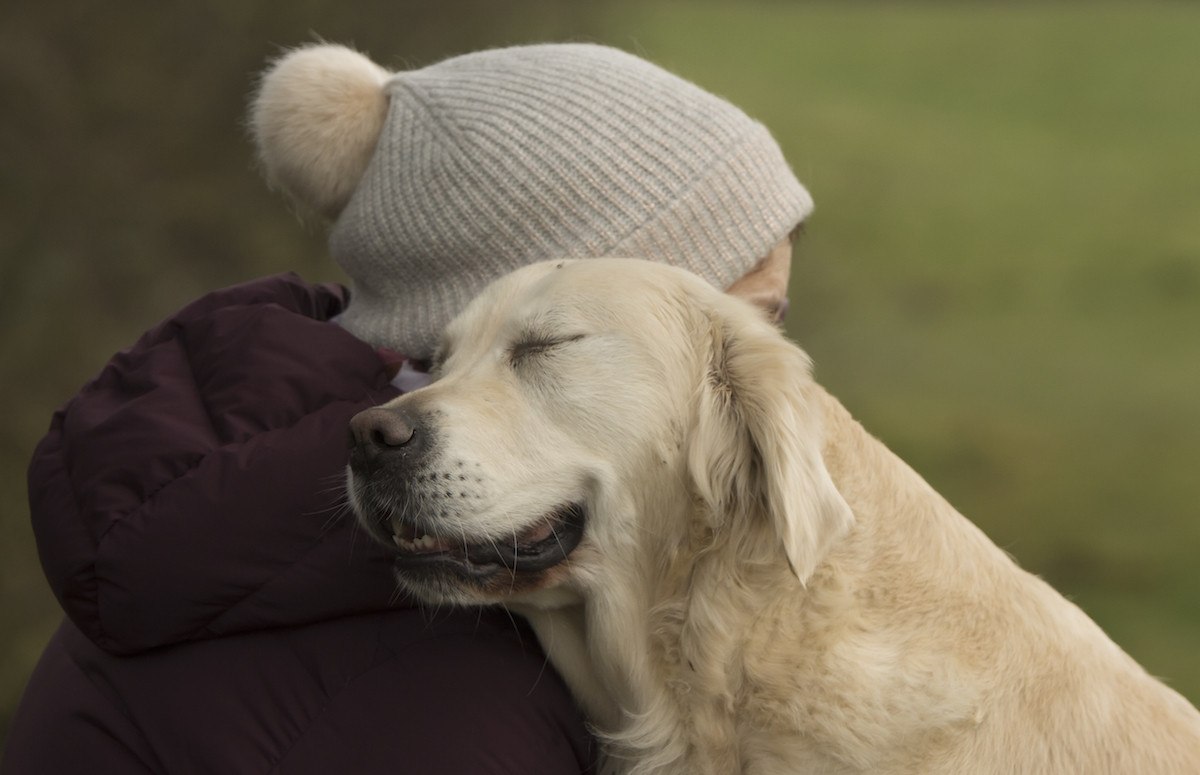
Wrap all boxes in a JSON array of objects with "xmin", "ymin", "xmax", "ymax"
[{"xmin": 509, "ymin": 334, "xmax": 584, "ymax": 365}]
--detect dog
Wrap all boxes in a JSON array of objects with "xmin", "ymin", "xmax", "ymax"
[{"xmin": 347, "ymin": 258, "xmax": 1200, "ymax": 774}]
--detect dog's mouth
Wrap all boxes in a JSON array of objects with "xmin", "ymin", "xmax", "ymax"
[{"xmin": 389, "ymin": 503, "xmax": 586, "ymax": 580}]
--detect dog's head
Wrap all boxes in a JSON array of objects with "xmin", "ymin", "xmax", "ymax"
[{"xmin": 347, "ymin": 259, "xmax": 853, "ymax": 606}]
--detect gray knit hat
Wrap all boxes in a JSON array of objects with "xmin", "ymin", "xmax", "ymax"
[{"xmin": 252, "ymin": 42, "xmax": 812, "ymax": 358}]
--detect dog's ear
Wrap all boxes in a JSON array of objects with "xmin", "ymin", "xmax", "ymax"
[{"xmin": 687, "ymin": 299, "xmax": 854, "ymax": 583}]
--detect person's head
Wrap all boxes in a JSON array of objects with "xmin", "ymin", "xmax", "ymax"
[{"xmin": 251, "ymin": 42, "xmax": 810, "ymax": 358}]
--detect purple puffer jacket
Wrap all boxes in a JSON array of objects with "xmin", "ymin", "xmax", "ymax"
[{"xmin": 3, "ymin": 274, "xmax": 592, "ymax": 774}]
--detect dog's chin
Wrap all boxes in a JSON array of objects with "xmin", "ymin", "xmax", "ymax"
[{"xmin": 386, "ymin": 502, "xmax": 586, "ymax": 601}]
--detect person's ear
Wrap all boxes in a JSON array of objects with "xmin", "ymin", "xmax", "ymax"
[{"xmin": 725, "ymin": 239, "xmax": 792, "ymax": 324}]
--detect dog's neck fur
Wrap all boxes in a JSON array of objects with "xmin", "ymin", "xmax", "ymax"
[
  {"xmin": 577, "ymin": 386, "xmax": 880, "ymax": 772},
  {"xmin": 569, "ymin": 386, "xmax": 1200, "ymax": 775}
]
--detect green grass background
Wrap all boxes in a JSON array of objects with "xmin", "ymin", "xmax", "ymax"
[{"xmin": 2, "ymin": 0, "xmax": 1197, "ymax": 750}]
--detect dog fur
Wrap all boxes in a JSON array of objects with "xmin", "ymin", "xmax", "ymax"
[{"xmin": 349, "ymin": 258, "xmax": 1200, "ymax": 774}]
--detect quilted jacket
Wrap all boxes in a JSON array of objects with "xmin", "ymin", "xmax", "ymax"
[{"xmin": 2, "ymin": 274, "xmax": 592, "ymax": 774}]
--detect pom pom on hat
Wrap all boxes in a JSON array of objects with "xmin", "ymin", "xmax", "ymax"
[{"xmin": 250, "ymin": 44, "xmax": 390, "ymax": 218}]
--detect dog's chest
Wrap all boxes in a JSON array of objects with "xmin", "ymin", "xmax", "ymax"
[
  {"xmin": 643, "ymin": 605, "xmax": 743, "ymax": 772},
  {"xmin": 636, "ymin": 573, "xmax": 979, "ymax": 774},
  {"xmin": 639, "ymin": 584, "xmax": 807, "ymax": 773}
]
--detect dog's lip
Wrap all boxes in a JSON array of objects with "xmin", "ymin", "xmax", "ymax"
[{"xmin": 390, "ymin": 503, "xmax": 586, "ymax": 575}]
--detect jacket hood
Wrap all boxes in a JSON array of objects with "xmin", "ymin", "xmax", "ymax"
[{"xmin": 28, "ymin": 274, "xmax": 403, "ymax": 654}]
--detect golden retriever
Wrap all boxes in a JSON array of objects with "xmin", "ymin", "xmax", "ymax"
[{"xmin": 347, "ymin": 258, "xmax": 1200, "ymax": 774}]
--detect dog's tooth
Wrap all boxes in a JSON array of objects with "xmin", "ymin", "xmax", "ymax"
[{"xmin": 392, "ymin": 534, "xmax": 402, "ymax": 547}]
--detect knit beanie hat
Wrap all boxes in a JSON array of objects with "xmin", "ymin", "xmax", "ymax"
[{"xmin": 252, "ymin": 42, "xmax": 812, "ymax": 358}]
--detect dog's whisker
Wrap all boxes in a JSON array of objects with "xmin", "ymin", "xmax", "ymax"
[
  {"xmin": 313, "ymin": 479, "xmax": 351, "ymax": 496},
  {"xmin": 348, "ymin": 508, "xmax": 363, "ymax": 555},
  {"xmin": 548, "ymin": 519, "xmax": 572, "ymax": 572},
  {"xmin": 519, "ymin": 605, "xmax": 550, "ymax": 699},
  {"xmin": 313, "ymin": 469, "xmax": 349, "ymax": 487},
  {"xmin": 497, "ymin": 603, "xmax": 525, "ymax": 648},
  {"xmin": 318, "ymin": 499, "xmax": 354, "ymax": 534},
  {"xmin": 302, "ymin": 501, "xmax": 339, "ymax": 523}
]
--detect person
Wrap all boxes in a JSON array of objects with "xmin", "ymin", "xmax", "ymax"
[{"xmin": 2, "ymin": 42, "xmax": 811, "ymax": 774}]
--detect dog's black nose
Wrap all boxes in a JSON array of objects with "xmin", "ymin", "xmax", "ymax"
[{"xmin": 348, "ymin": 407, "xmax": 418, "ymax": 460}]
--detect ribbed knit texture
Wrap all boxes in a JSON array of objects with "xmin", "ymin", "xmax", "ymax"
[{"xmin": 332, "ymin": 43, "xmax": 812, "ymax": 358}]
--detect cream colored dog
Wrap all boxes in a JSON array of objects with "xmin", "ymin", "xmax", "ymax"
[{"xmin": 347, "ymin": 258, "xmax": 1200, "ymax": 774}]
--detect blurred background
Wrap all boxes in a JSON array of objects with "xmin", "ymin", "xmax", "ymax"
[{"xmin": 2, "ymin": 0, "xmax": 1197, "ymax": 751}]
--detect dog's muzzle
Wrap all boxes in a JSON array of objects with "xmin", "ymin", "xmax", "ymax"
[{"xmin": 346, "ymin": 405, "xmax": 586, "ymax": 588}]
